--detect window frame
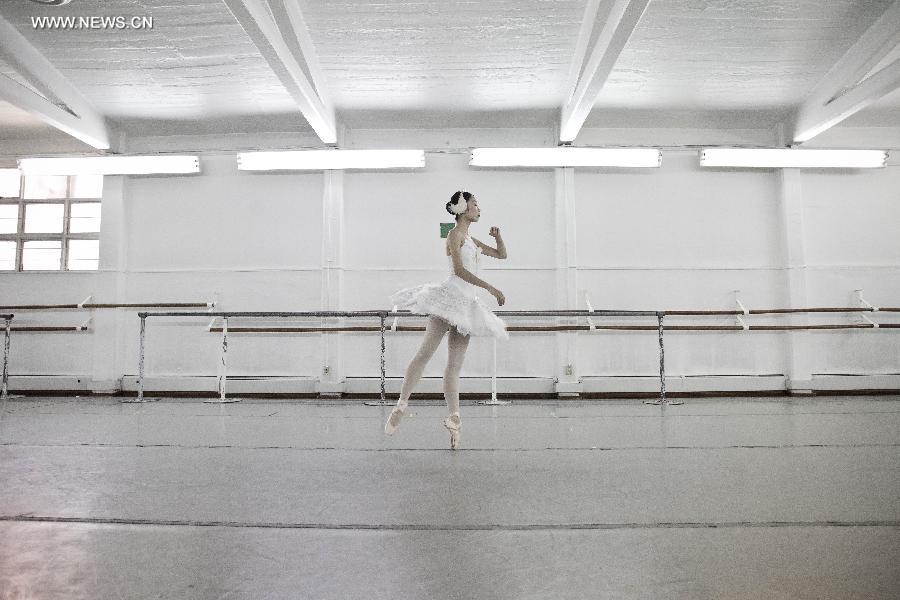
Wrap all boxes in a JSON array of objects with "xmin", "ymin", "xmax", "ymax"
[{"xmin": 0, "ymin": 175, "xmax": 101, "ymax": 272}]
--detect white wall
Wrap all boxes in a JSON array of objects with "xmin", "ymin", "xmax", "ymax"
[
  {"xmin": 574, "ymin": 151, "xmax": 788, "ymax": 379},
  {"xmin": 1, "ymin": 126, "xmax": 898, "ymax": 395},
  {"xmin": 801, "ymin": 164, "xmax": 900, "ymax": 376}
]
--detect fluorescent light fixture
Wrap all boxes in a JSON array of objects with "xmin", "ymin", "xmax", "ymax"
[
  {"xmin": 470, "ymin": 147, "xmax": 661, "ymax": 168},
  {"xmin": 18, "ymin": 156, "xmax": 200, "ymax": 175},
  {"xmin": 700, "ymin": 148, "xmax": 887, "ymax": 169},
  {"xmin": 237, "ymin": 150, "xmax": 426, "ymax": 171}
]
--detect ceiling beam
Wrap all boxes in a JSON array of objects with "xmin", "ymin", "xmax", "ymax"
[
  {"xmin": 0, "ymin": 76, "xmax": 110, "ymax": 150},
  {"xmin": 0, "ymin": 14, "xmax": 109, "ymax": 149},
  {"xmin": 265, "ymin": 0, "xmax": 332, "ymax": 116},
  {"xmin": 793, "ymin": 0, "xmax": 900, "ymax": 143},
  {"xmin": 559, "ymin": 0, "xmax": 651, "ymax": 143},
  {"xmin": 563, "ymin": 0, "xmax": 603, "ymax": 107},
  {"xmin": 223, "ymin": 0, "xmax": 336, "ymax": 144}
]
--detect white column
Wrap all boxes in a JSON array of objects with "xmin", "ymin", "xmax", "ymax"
[
  {"xmin": 776, "ymin": 166, "xmax": 813, "ymax": 394},
  {"xmin": 318, "ymin": 169, "xmax": 345, "ymax": 396},
  {"xmin": 554, "ymin": 167, "xmax": 581, "ymax": 396},
  {"xmin": 90, "ymin": 175, "xmax": 127, "ymax": 394}
]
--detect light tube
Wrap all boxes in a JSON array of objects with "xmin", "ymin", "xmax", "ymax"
[
  {"xmin": 237, "ymin": 150, "xmax": 426, "ymax": 171},
  {"xmin": 470, "ymin": 147, "xmax": 662, "ymax": 168},
  {"xmin": 18, "ymin": 155, "xmax": 200, "ymax": 175},
  {"xmin": 700, "ymin": 148, "xmax": 887, "ymax": 169}
]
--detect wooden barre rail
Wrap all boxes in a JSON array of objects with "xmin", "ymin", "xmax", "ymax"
[
  {"xmin": 13, "ymin": 323, "xmax": 900, "ymax": 333},
  {"xmin": 209, "ymin": 323, "xmax": 900, "ymax": 333},
  {"xmin": 665, "ymin": 307, "xmax": 900, "ymax": 315},
  {"xmin": 142, "ymin": 307, "xmax": 900, "ymax": 318},
  {"xmin": 2, "ymin": 304, "xmax": 897, "ymax": 313},
  {"xmin": 0, "ymin": 303, "xmax": 211, "ymax": 310},
  {"xmin": 10, "ymin": 326, "xmax": 89, "ymax": 332}
]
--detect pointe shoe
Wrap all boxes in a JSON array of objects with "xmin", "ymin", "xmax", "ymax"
[
  {"xmin": 442, "ymin": 413, "xmax": 461, "ymax": 450},
  {"xmin": 384, "ymin": 406, "xmax": 408, "ymax": 435}
]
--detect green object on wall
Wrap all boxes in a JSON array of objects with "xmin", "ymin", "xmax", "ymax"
[{"xmin": 440, "ymin": 223, "xmax": 455, "ymax": 238}]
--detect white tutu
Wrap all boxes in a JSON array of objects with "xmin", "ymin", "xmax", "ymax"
[
  {"xmin": 390, "ymin": 234, "xmax": 508, "ymax": 339},
  {"xmin": 390, "ymin": 280, "xmax": 509, "ymax": 339}
]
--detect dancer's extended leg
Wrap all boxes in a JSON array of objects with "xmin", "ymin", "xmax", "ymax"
[
  {"xmin": 384, "ymin": 316, "xmax": 450, "ymax": 434},
  {"xmin": 442, "ymin": 326, "xmax": 470, "ymax": 449}
]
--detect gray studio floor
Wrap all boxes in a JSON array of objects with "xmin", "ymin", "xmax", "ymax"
[{"xmin": 0, "ymin": 394, "xmax": 898, "ymax": 600}]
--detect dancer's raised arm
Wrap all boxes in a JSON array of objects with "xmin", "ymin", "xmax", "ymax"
[{"xmin": 473, "ymin": 226, "xmax": 507, "ymax": 259}]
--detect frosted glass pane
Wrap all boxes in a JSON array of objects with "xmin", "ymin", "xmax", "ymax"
[
  {"xmin": 68, "ymin": 239, "xmax": 99, "ymax": 270},
  {"xmin": 0, "ymin": 169, "xmax": 20, "ymax": 198},
  {"xmin": 0, "ymin": 205, "xmax": 18, "ymax": 234},
  {"xmin": 24, "ymin": 204, "xmax": 64, "ymax": 233},
  {"xmin": 0, "ymin": 241, "xmax": 15, "ymax": 270},
  {"xmin": 24, "ymin": 176, "xmax": 67, "ymax": 199},
  {"xmin": 23, "ymin": 240, "xmax": 61, "ymax": 270},
  {"xmin": 70, "ymin": 203, "xmax": 101, "ymax": 233},
  {"xmin": 71, "ymin": 174, "xmax": 103, "ymax": 198}
]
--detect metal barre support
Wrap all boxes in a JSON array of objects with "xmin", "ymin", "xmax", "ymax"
[
  {"xmin": 478, "ymin": 337, "xmax": 510, "ymax": 405},
  {"xmin": 660, "ymin": 313, "xmax": 665, "ymax": 403},
  {"xmin": 125, "ymin": 315, "xmax": 158, "ymax": 403},
  {"xmin": 643, "ymin": 312, "xmax": 683, "ymax": 406},
  {"xmin": 220, "ymin": 317, "xmax": 228, "ymax": 401},
  {"xmin": 206, "ymin": 316, "xmax": 239, "ymax": 403},
  {"xmin": 380, "ymin": 314, "xmax": 386, "ymax": 404},
  {"xmin": 138, "ymin": 315, "xmax": 145, "ymax": 401},
  {"xmin": 2, "ymin": 315, "xmax": 11, "ymax": 401}
]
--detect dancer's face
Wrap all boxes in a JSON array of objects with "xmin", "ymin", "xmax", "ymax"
[{"xmin": 465, "ymin": 196, "xmax": 480, "ymax": 222}]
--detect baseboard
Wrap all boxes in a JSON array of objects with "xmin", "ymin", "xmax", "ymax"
[
  {"xmin": 4, "ymin": 374, "xmax": 899, "ymax": 398},
  {"xmin": 581, "ymin": 375, "xmax": 787, "ymax": 394},
  {"xmin": 343, "ymin": 376, "xmax": 556, "ymax": 395},
  {"xmin": 119, "ymin": 375, "xmax": 318, "ymax": 394},
  {"xmin": 810, "ymin": 374, "xmax": 900, "ymax": 391},
  {"xmin": 5, "ymin": 375, "xmax": 89, "ymax": 391}
]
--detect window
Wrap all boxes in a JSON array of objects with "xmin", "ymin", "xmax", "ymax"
[
  {"xmin": 0, "ymin": 170, "xmax": 102, "ymax": 271},
  {"xmin": 0, "ymin": 241, "xmax": 14, "ymax": 270}
]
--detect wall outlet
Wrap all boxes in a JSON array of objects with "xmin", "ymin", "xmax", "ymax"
[
  {"xmin": 564, "ymin": 364, "xmax": 573, "ymax": 376},
  {"xmin": 323, "ymin": 366, "xmax": 331, "ymax": 375}
]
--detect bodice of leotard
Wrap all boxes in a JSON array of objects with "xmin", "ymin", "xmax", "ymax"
[{"xmin": 447, "ymin": 235, "xmax": 480, "ymax": 275}]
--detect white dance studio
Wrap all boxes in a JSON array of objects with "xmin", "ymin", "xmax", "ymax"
[{"xmin": 1, "ymin": 0, "xmax": 898, "ymax": 598}]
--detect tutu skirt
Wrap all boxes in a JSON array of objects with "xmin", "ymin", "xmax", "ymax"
[{"xmin": 390, "ymin": 277, "xmax": 509, "ymax": 339}]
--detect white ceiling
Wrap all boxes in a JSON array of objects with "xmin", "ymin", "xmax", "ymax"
[
  {"xmin": 596, "ymin": 0, "xmax": 893, "ymax": 109},
  {"xmin": 0, "ymin": 0, "xmax": 897, "ymax": 148}
]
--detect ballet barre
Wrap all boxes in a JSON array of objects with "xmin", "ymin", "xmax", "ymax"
[
  {"xmin": 0, "ymin": 300, "xmax": 213, "ymax": 331},
  {"xmin": 133, "ymin": 309, "xmax": 686, "ymax": 406},
  {"xmin": 134, "ymin": 307, "xmax": 899, "ymax": 406},
  {"xmin": 0, "ymin": 302, "xmax": 212, "ymax": 396}
]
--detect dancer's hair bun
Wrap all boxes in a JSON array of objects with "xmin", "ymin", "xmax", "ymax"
[{"xmin": 446, "ymin": 190, "xmax": 470, "ymax": 216}]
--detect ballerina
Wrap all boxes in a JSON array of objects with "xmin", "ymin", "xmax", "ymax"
[{"xmin": 385, "ymin": 190, "xmax": 509, "ymax": 449}]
